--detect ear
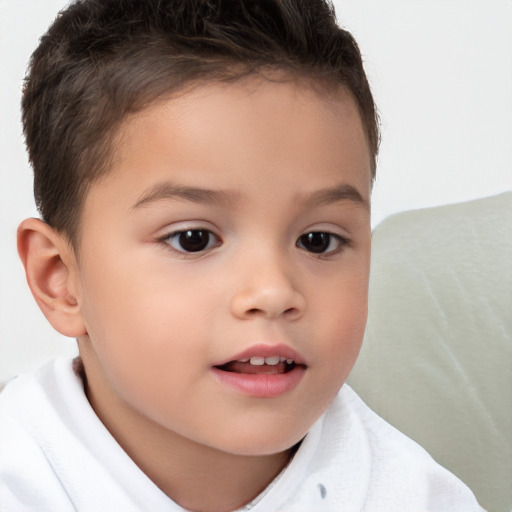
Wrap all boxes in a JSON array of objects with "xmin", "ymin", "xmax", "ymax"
[{"xmin": 17, "ymin": 218, "xmax": 86, "ymax": 338}]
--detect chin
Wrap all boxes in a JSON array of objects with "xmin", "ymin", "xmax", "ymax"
[{"xmin": 212, "ymin": 425, "xmax": 310, "ymax": 458}]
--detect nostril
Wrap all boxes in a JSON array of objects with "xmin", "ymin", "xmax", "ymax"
[
  {"xmin": 245, "ymin": 307, "xmax": 297, "ymax": 319},
  {"xmin": 283, "ymin": 306, "xmax": 301, "ymax": 320}
]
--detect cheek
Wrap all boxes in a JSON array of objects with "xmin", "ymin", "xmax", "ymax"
[
  {"xmin": 78, "ymin": 278, "xmax": 202, "ymax": 420},
  {"xmin": 323, "ymin": 301, "xmax": 366, "ymax": 370},
  {"xmin": 314, "ymin": 265, "xmax": 369, "ymax": 377},
  {"xmin": 78, "ymin": 258, "xmax": 210, "ymax": 371}
]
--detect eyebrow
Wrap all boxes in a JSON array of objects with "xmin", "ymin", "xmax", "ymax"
[
  {"xmin": 131, "ymin": 181, "xmax": 369, "ymax": 212},
  {"xmin": 131, "ymin": 182, "xmax": 237, "ymax": 210},
  {"xmin": 303, "ymin": 183, "xmax": 370, "ymax": 212}
]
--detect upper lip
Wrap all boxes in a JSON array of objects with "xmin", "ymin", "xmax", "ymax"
[{"xmin": 212, "ymin": 343, "xmax": 307, "ymax": 367}]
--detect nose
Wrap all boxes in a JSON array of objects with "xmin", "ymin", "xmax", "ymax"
[{"xmin": 230, "ymin": 250, "xmax": 306, "ymax": 321}]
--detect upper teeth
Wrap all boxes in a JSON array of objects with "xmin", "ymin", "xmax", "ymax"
[{"xmin": 238, "ymin": 356, "xmax": 293, "ymax": 366}]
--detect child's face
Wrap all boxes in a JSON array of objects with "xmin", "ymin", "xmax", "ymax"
[{"xmin": 72, "ymin": 78, "xmax": 371, "ymax": 456}]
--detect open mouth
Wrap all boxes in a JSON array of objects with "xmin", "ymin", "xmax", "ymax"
[
  {"xmin": 215, "ymin": 356, "xmax": 299, "ymax": 375},
  {"xmin": 211, "ymin": 348, "xmax": 307, "ymax": 397}
]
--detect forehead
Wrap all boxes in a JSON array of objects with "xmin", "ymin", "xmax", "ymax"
[{"xmin": 88, "ymin": 77, "xmax": 371, "ymax": 214}]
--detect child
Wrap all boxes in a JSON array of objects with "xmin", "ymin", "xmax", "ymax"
[{"xmin": 0, "ymin": 0, "xmax": 485, "ymax": 510}]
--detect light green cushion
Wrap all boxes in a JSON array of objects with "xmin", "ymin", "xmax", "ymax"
[{"xmin": 349, "ymin": 192, "xmax": 512, "ymax": 512}]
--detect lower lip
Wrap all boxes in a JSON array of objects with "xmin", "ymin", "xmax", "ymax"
[{"xmin": 210, "ymin": 366, "xmax": 306, "ymax": 398}]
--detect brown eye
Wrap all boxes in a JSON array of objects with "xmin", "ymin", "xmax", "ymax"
[
  {"xmin": 166, "ymin": 229, "xmax": 219, "ymax": 253},
  {"xmin": 297, "ymin": 232, "xmax": 346, "ymax": 254}
]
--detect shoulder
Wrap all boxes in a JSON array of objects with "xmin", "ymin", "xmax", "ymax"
[
  {"xmin": 0, "ymin": 358, "xmax": 83, "ymax": 511},
  {"xmin": 0, "ymin": 357, "xmax": 86, "ymax": 432},
  {"xmin": 301, "ymin": 386, "xmax": 486, "ymax": 511},
  {"xmin": 0, "ymin": 358, "xmax": 176, "ymax": 511}
]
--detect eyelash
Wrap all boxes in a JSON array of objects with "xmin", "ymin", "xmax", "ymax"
[
  {"xmin": 160, "ymin": 229, "xmax": 222, "ymax": 255},
  {"xmin": 159, "ymin": 228, "xmax": 351, "ymax": 256},
  {"xmin": 296, "ymin": 231, "xmax": 351, "ymax": 255}
]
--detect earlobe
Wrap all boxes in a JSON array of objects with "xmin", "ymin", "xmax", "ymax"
[{"xmin": 17, "ymin": 218, "xmax": 86, "ymax": 338}]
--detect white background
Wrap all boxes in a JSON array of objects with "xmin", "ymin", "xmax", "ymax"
[{"xmin": 1, "ymin": 0, "xmax": 511, "ymax": 382}]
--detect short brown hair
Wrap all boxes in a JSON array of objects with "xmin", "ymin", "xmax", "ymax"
[{"xmin": 22, "ymin": 0, "xmax": 379, "ymax": 245}]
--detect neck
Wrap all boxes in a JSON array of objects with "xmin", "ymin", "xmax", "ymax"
[
  {"xmin": 141, "ymin": 432, "xmax": 293, "ymax": 512},
  {"xmin": 125, "ymin": 421, "xmax": 292, "ymax": 512}
]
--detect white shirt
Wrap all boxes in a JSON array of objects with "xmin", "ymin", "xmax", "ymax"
[{"xmin": 0, "ymin": 358, "xmax": 485, "ymax": 511}]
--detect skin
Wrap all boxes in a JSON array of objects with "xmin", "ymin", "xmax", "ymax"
[{"xmin": 19, "ymin": 77, "xmax": 372, "ymax": 511}]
